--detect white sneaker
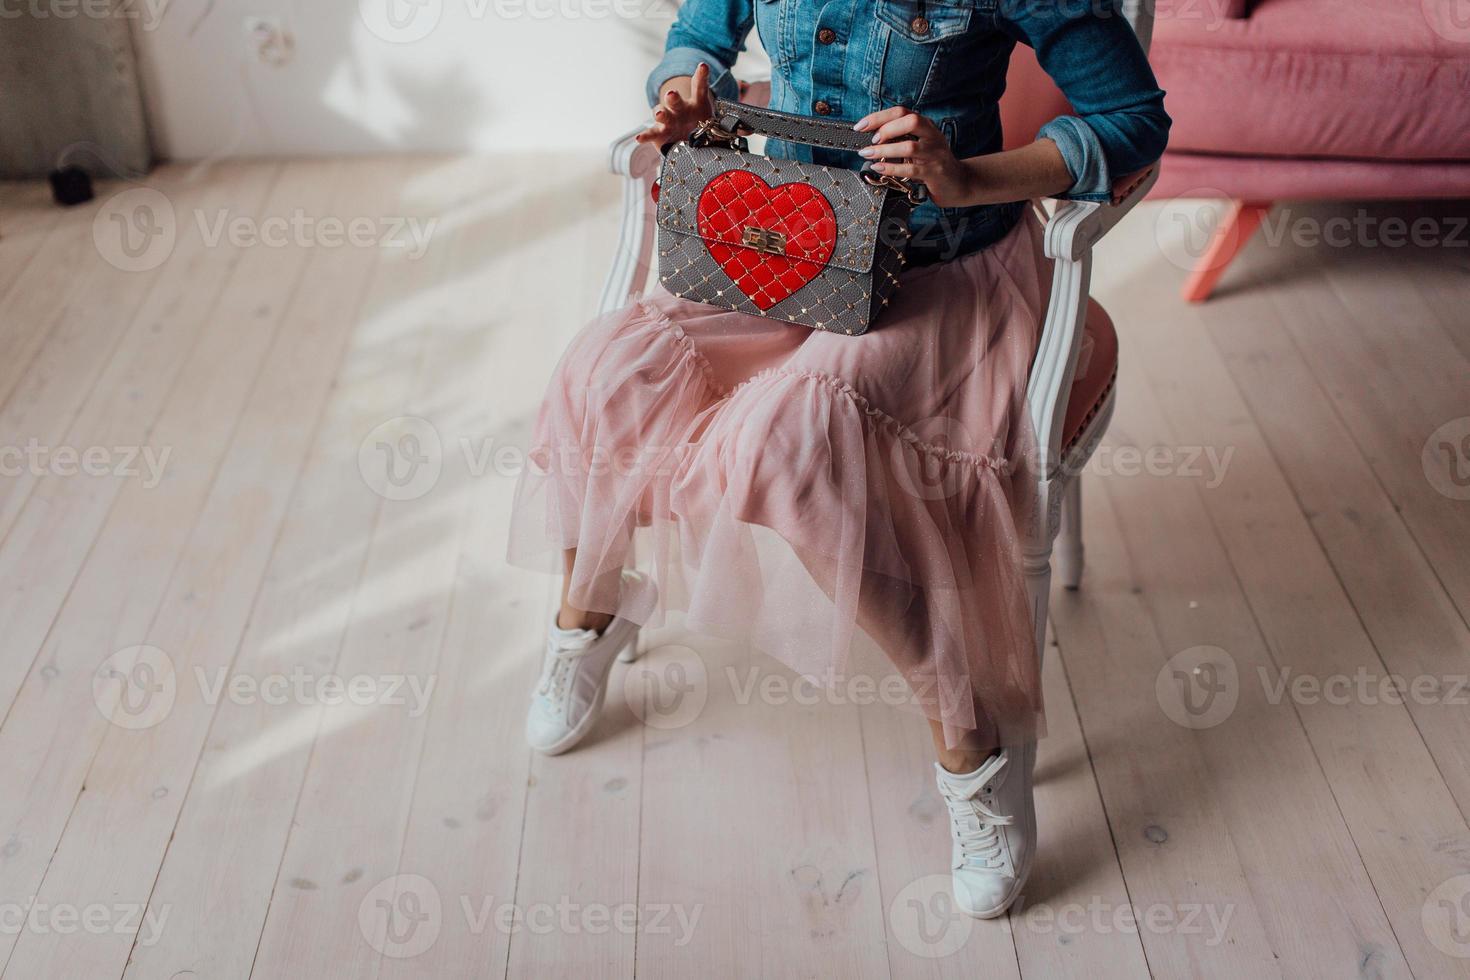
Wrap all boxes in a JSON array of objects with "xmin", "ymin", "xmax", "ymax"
[
  {"xmin": 525, "ymin": 571, "xmax": 649, "ymax": 755},
  {"xmin": 935, "ymin": 744, "xmax": 1037, "ymax": 918}
]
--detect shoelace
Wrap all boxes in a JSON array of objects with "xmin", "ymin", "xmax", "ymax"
[
  {"xmin": 942, "ymin": 784, "xmax": 1014, "ymax": 872},
  {"xmin": 536, "ymin": 632, "xmax": 597, "ymax": 701}
]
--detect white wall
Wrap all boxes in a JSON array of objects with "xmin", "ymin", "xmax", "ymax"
[{"xmin": 131, "ymin": 0, "xmax": 721, "ymax": 159}]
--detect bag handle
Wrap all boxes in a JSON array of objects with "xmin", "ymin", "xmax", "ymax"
[
  {"xmin": 693, "ymin": 99, "xmax": 929, "ymax": 204},
  {"xmin": 708, "ymin": 98, "xmax": 875, "ymax": 153}
]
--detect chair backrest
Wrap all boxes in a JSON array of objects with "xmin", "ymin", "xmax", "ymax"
[{"xmin": 1000, "ymin": 0, "xmax": 1155, "ymax": 151}]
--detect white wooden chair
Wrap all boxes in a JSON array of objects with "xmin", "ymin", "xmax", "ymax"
[{"xmin": 599, "ymin": 0, "xmax": 1159, "ymax": 675}]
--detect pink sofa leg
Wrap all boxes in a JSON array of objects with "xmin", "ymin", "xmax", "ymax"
[{"xmin": 1181, "ymin": 201, "xmax": 1272, "ymax": 303}]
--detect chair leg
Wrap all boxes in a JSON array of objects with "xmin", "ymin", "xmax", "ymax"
[
  {"xmin": 1056, "ymin": 478, "xmax": 1084, "ymax": 591},
  {"xmin": 1024, "ymin": 546, "xmax": 1053, "ymax": 673},
  {"xmin": 1180, "ymin": 200, "xmax": 1272, "ymax": 304}
]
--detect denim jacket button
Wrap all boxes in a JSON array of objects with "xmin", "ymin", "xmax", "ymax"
[
  {"xmin": 910, "ymin": 15, "xmax": 931, "ymax": 36},
  {"xmin": 817, "ymin": 27, "xmax": 836, "ymax": 44},
  {"xmin": 813, "ymin": 100, "xmax": 833, "ymax": 115}
]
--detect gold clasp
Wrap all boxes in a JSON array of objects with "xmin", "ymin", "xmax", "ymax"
[
  {"xmin": 690, "ymin": 118, "xmax": 748, "ymax": 152},
  {"xmin": 861, "ymin": 168, "xmax": 927, "ymax": 205},
  {"xmin": 742, "ymin": 226, "xmax": 788, "ymax": 255}
]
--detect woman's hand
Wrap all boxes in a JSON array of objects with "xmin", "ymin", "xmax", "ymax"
[
  {"xmin": 853, "ymin": 106, "xmax": 977, "ymax": 208},
  {"xmin": 635, "ymin": 62, "xmax": 716, "ymax": 150}
]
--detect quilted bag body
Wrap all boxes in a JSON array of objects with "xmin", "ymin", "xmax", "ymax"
[{"xmin": 655, "ymin": 100, "xmax": 923, "ymax": 336}]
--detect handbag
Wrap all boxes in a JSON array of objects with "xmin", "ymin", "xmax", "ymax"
[{"xmin": 654, "ymin": 99, "xmax": 927, "ymax": 336}]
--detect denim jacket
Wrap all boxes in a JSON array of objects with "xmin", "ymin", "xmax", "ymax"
[{"xmin": 647, "ymin": 0, "xmax": 1170, "ymax": 263}]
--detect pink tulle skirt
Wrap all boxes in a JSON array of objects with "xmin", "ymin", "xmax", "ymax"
[{"xmin": 508, "ymin": 212, "xmax": 1050, "ymax": 747}]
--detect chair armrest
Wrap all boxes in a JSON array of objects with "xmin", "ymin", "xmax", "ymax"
[
  {"xmin": 598, "ymin": 128, "xmax": 664, "ymax": 314},
  {"xmin": 1044, "ymin": 165, "xmax": 1158, "ymax": 262},
  {"xmin": 1027, "ymin": 163, "xmax": 1158, "ymax": 493},
  {"xmin": 609, "ymin": 125, "xmax": 661, "ymax": 181}
]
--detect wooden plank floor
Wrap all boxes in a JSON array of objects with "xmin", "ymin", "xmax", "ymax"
[{"xmin": 0, "ymin": 163, "xmax": 1467, "ymax": 979}]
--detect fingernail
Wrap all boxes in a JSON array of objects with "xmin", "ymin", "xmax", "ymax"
[
  {"xmin": 871, "ymin": 133, "xmax": 881, "ymax": 143},
  {"xmin": 852, "ymin": 121, "xmax": 864, "ymax": 131},
  {"xmin": 858, "ymin": 147, "xmax": 874, "ymax": 157}
]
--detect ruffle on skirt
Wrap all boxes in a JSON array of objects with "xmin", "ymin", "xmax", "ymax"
[{"xmin": 508, "ymin": 213, "xmax": 1051, "ymax": 748}]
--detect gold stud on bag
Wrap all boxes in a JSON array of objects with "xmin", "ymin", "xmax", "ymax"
[{"xmin": 655, "ymin": 99, "xmax": 925, "ymax": 336}]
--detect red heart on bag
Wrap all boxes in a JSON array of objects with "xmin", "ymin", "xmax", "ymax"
[{"xmin": 695, "ymin": 170, "xmax": 837, "ymax": 311}]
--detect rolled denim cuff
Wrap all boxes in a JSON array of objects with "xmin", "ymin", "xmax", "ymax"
[
  {"xmin": 1038, "ymin": 116, "xmax": 1113, "ymax": 202},
  {"xmin": 645, "ymin": 47, "xmax": 741, "ymax": 107}
]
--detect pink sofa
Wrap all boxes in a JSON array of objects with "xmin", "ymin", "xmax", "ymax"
[{"xmin": 1149, "ymin": 0, "xmax": 1470, "ymax": 300}]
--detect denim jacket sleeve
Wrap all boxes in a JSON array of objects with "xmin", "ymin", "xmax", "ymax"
[
  {"xmin": 998, "ymin": 0, "xmax": 1171, "ymax": 201},
  {"xmin": 644, "ymin": 0, "xmax": 753, "ymax": 106}
]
